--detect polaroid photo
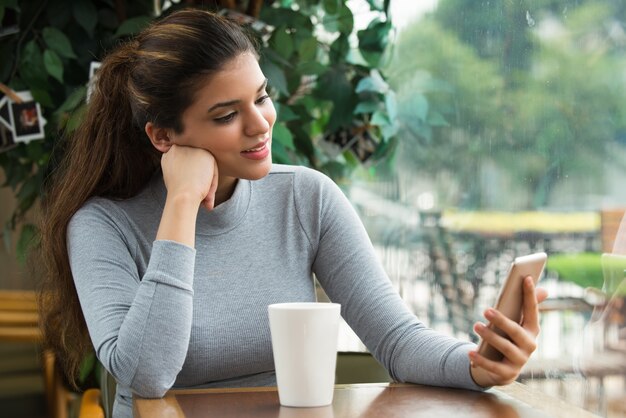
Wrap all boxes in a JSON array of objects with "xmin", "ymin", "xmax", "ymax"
[
  {"xmin": 0, "ymin": 96, "xmax": 11, "ymax": 131},
  {"xmin": 89, "ymin": 61, "xmax": 102, "ymax": 79},
  {"xmin": 7, "ymin": 91, "xmax": 46, "ymax": 144},
  {"xmin": 0, "ymin": 123, "xmax": 16, "ymax": 153},
  {"xmin": 86, "ymin": 61, "xmax": 102, "ymax": 103}
]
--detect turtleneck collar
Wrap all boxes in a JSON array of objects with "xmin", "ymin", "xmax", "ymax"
[{"xmin": 150, "ymin": 173, "xmax": 252, "ymax": 236}]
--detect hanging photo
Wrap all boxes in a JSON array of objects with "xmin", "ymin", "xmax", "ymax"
[
  {"xmin": 0, "ymin": 95, "xmax": 11, "ymax": 131},
  {"xmin": 86, "ymin": 61, "xmax": 102, "ymax": 103},
  {"xmin": 0, "ymin": 95, "xmax": 17, "ymax": 152},
  {"xmin": 0, "ymin": 122, "xmax": 16, "ymax": 153},
  {"xmin": 7, "ymin": 91, "xmax": 46, "ymax": 144}
]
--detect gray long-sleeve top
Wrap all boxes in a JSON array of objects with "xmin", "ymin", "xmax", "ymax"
[{"xmin": 67, "ymin": 164, "xmax": 481, "ymax": 417}]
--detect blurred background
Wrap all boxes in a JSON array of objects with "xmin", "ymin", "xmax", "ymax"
[{"xmin": 346, "ymin": 0, "xmax": 626, "ymax": 417}]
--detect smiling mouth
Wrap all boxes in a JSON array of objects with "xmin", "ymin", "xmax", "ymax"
[
  {"xmin": 243, "ymin": 143, "xmax": 266, "ymax": 153},
  {"xmin": 242, "ymin": 139, "xmax": 269, "ymax": 153}
]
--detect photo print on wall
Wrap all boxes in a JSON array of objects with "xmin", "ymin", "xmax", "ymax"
[{"xmin": 0, "ymin": 91, "xmax": 46, "ymax": 153}]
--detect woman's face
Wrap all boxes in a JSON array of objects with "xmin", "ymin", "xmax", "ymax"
[{"xmin": 170, "ymin": 52, "xmax": 276, "ymax": 186}]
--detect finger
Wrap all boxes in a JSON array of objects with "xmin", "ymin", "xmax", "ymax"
[
  {"xmin": 521, "ymin": 276, "xmax": 541, "ymax": 335},
  {"xmin": 485, "ymin": 308, "xmax": 537, "ymax": 354},
  {"xmin": 209, "ymin": 159, "xmax": 219, "ymax": 197},
  {"xmin": 474, "ymin": 322, "xmax": 526, "ymax": 366},
  {"xmin": 202, "ymin": 159, "xmax": 219, "ymax": 211},
  {"xmin": 469, "ymin": 351, "xmax": 518, "ymax": 384},
  {"xmin": 536, "ymin": 287, "xmax": 549, "ymax": 303}
]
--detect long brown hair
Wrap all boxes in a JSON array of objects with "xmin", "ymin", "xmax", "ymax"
[{"xmin": 38, "ymin": 8, "xmax": 257, "ymax": 387}]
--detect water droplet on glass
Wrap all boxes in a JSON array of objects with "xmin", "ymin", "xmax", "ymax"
[{"xmin": 526, "ymin": 10, "xmax": 535, "ymax": 27}]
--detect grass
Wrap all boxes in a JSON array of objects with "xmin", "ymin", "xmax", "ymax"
[{"xmin": 547, "ymin": 252, "xmax": 626, "ymax": 296}]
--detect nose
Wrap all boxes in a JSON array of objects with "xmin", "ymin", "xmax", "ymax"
[{"xmin": 244, "ymin": 104, "xmax": 272, "ymax": 137}]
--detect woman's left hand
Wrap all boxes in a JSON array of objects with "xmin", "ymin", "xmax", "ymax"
[{"xmin": 469, "ymin": 276, "xmax": 549, "ymax": 387}]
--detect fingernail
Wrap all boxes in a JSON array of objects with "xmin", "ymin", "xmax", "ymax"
[{"xmin": 485, "ymin": 308, "xmax": 495, "ymax": 319}]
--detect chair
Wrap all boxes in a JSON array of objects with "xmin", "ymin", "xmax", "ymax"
[
  {"xmin": 78, "ymin": 388, "xmax": 104, "ymax": 418},
  {"xmin": 0, "ymin": 290, "xmax": 75, "ymax": 418}
]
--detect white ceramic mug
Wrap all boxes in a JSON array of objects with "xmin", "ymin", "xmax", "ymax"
[{"xmin": 268, "ymin": 302, "xmax": 341, "ymax": 407}]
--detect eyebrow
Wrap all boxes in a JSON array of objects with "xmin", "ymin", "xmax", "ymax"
[{"xmin": 207, "ymin": 79, "xmax": 268, "ymax": 113}]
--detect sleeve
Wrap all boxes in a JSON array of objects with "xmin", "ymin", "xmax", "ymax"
[
  {"xmin": 67, "ymin": 201, "xmax": 195, "ymax": 398},
  {"xmin": 294, "ymin": 168, "xmax": 483, "ymax": 391}
]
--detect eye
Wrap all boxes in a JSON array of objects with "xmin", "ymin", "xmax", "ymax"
[
  {"xmin": 256, "ymin": 95, "xmax": 271, "ymax": 105},
  {"xmin": 214, "ymin": 112, "xmax": 237, "ymax": 124}
]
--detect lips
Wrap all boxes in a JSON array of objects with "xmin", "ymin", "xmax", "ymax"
[
  {"xmin": 243, "ymin": 142, "xmax": 267, "ymax": 153},
  {"xmin": 240, "ymin": 138, "xmax": 271, "ymax": 160}
]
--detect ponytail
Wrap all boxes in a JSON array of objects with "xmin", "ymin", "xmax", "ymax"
[{"xmin": 38, "ymin": 40, "xmax": 159, "ymax": 388}]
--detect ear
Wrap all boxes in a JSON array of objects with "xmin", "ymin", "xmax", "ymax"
[{"xmin": 145, "ymin": 122, "xmax": 173, "ymax": 153}]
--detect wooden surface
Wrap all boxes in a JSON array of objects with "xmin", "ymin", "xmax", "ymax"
[
  {"xmin": 0, "ymin": 290, "xmax": 69, "ymax": 418},
  {"xmin": 0, "ymin": 290, "xmax": 41, "ymax": 343},
  {"xmin": 134, "ymin": 382, "xmax": 601, "ymax": 418}
]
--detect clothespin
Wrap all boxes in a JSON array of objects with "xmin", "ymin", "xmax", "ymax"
[{"xmin": 0, "ymin": 83, "xmax": 23, "ymax": 104}]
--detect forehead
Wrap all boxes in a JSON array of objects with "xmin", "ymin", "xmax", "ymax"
[{"xmin": 195, "ymin": 52, "xmax": 265, "ymax": 103}]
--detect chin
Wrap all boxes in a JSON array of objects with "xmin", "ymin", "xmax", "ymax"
[{"xmin": 243, "ymin": 159, "xmax": 273, "ymax": 181}]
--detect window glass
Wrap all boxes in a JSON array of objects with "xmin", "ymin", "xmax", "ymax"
[{"xmin": 348, "ymin": 0, "xmax": 626, "ymax": 415}]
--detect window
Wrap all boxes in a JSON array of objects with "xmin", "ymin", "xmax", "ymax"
[{"xmin": 349, "ymin": 1, "xmax": 626, "ymax": 416}]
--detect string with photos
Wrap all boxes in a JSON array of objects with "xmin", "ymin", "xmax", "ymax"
[{"xmin": 0, "ymin": 82, "xmax": 47, "ymax": 154}]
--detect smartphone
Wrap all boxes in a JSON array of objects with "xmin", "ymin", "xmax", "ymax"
[{"xmin": 477, "ymin": 252, "xmax": 547, "ymax": 361}]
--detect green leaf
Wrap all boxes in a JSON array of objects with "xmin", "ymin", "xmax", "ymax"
[
  {"xmin": 329, "ymin": 33, "xmax": 350, "ymax": 63},
  {"xmin": 371, "ymin": 111, "xmax": 391, "ymax": 126},
  {"xmin": 384, "ymin": 90, "xmax": 397, "ymax": 121},
  {"xmin": 356, "ymin": 71, "xmax": 388, "ymax": 94},
  {"xmin": 354, "ymin": 101, "xmax": 379, "ymax": 114},
  {"xmin": 270, "ymin": 26, "xmax": 294, "ymax": 60},
  {"xmin": 43, "ymin": 27, "xmax": 77, "ymax": 59},
  {"xmin": 272, "ymin": 122, "xmax": 295, "ymax": 150},
  {"xmin": 259, "ymin": 57, "xmax": 289, "ymax": 96},
  {"xmin": 409, "ymin": 94, "xmax": 429, "ymax": 122},
  {"xmin": 17, "ymin": 42, "xmax": 46, "ymax": 89},
  {"xmin": 43, "ymin": 49, "xmax": 63, "ymax": 82},
  {"xmin": 298, "ymin": 37, "xmax": 317, "ymax": 62},
  {"xmin": 323, "ymin": 0, "xmax": 340, "ymax": 15},
  {"xmin": 115, "ymin": 16, "xmax": 152, "ymax": 38},
  {"xmin": 427, "ymin": 111, "xmax": 449, "ymax": 127},
  {"xmin": 271, "ymin": 140, "xmax": 292, "ymax": 164},
  {"xmin": 260, "ymin": 8, "xmax": 313, "ymax": 33},
  {"xmin": 357, "ymin": 19, "xmax": 391, "ymax": 66},
  {"xmin": 30, "ymin": 89, "xmax": 54, "ymax": 108},
  {"xmin": 58, "ymin": 86, "xmax": 86, "ymax": 112},
  {"xmin": 16, "ymin": 223, "xmax": 36, "ymax": 264},
  {"xmin": 365, "ymin": 0, "xmax": 385, "ymax": 11},
  {"xmin": 296, "ymin": 61, "xmax": 326, "ymax": 75},
  {"xmin": 78, "ymin": 351, "xmax": 97, "ymax": 384},
  {"xmin": 381, "ymin": 123, "xmax": 398, "ymax": 140},
  {"xmin": 73, "ymin": 1, "xmax": 98, "ymax": 37},
  {"xmin": 66, "ymin": 105, "xmax": 87, "ymax": 132},
  {"xmin": 316, "ymin": 68, "xmax": 356, "ymax": 131},
  {"xmin": 275, "ymin": 103, "xmax": 299, "ymax": 123},
  {"xmin": 322, "ymin": 3, "xmax": 353, "ymax": 34}
]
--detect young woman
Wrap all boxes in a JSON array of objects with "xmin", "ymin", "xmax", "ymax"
[{"xmin": 38, "ymin": 9, "xmax": 547, "ymax": 418}]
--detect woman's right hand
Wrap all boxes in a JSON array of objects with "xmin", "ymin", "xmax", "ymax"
[{"xmin": 160, "ymin": 144, "xmax": 219, "ymax": 211}]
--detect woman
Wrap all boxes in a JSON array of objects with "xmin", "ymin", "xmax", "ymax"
[{"xmin": 39, "ymin": 9, "xmax": 547, "ymax": 418}]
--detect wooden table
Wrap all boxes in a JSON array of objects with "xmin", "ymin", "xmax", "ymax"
[{"xmin": 133, "ymin": 382, "xmax": 601, "ymax": 418}]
